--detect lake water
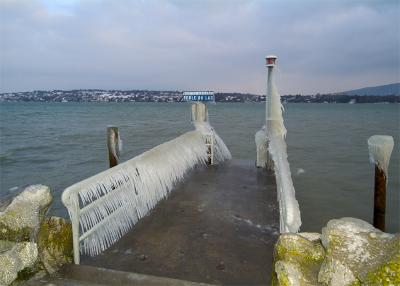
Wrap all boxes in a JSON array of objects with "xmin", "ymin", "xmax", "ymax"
[{"xmin": 0, "ymin": 102, "xmax": 399, "ymax": 232}]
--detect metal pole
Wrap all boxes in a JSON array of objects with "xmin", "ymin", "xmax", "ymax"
[
  {"xmin": 373, "ymin": 165, "xmax": 386, "ymax": 231},
  {"xmin": 265, "ymin": 55, "xmax": 277, "ymax": 171},
  {"xmin": 107, "ymin": 126, "xmax": 119, "ymax": 168}
]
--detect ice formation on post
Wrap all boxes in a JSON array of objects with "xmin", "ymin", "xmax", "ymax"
[
  {"xmin": 191, "ymin": 102, "xmax": 232, "ymax": 163},
  {"xmin": 62, "ymin": 130, "xmax": 228, "ymax": 260},
  {"xmin": 367, "ymin": 135, "xmax": 394, "ymax": 177},
  {"xmin": 255, "ymin": 126, "xmax": 268, "ymax": 167},
  {"xmin": 264, "ymin": 55, "xmax": 301, "ymax": 233}
]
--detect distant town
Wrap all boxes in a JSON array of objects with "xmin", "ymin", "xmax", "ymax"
[{"xmin": 0, "ymin": 89, "xmax": 398, "ymax": 103}]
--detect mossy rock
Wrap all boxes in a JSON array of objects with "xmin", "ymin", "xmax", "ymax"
[
  {"xmin": 363, "ymin": 239, "xmax": 400, "ymax": 286},
  {"xmin": 319, "ymin": 217, "xmax": 399, "ymax": 286},
  {"xmin": 0, "ymin": 221, "xmax": 32, "ymax": 242},
  {"xmin": 272, "ymin": 233, "xmax": 325, "ymax": 286},
  {"xmin": 0, "ymin": 242, "xmax": 38, "ymax": 285},
  {"xmin": 38, "ymin": 216, "xmax": 73, "ymax": 273},
  {"xmin": 0, "ymin": 185, "xmax": 52, "ymax": 242}
]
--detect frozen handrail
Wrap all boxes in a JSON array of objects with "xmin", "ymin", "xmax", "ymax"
[{"xmin": 62, "ymin": 131, "xmax": 212, "ymax": 264}]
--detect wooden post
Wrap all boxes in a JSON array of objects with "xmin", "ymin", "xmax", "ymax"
[
  {"xmin": 373, "ymin": 165, "xmax": 386, "ymax": 231},
  {"xmin": 368, "ymin": 135, "xmax": 394, "ymax": 232},
  {"xmin": 107, "ymin": 126, "xmax": 119, "ymax": 168}
]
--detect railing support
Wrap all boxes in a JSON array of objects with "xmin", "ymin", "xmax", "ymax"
[{"xmin": 107, "ymin": 126, "xmax": 120, "ymax": 168}]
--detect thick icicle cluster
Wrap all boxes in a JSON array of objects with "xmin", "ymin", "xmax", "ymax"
[
  {"xmin": 367, "ymin": 135, "xmax": 394, "ymax": 177},
  {"xmin": 193, "ymin": 121, "xmax": 232, "ymax": 163},
  {"xmin": 191, "ymin": 102, "xmax": 231, "ymax": 163},
  {"xmin": 266, "ymin": 69, "xmax": 301, "ymax": 234},
  {"xmin": 63, "ymin": 131, "xmax": 211, "ymax": 256}
]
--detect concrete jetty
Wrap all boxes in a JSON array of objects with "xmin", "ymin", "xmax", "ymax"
[{"xmin": 26, "ymin": 160, "xmax": 279, "ymax": 285}]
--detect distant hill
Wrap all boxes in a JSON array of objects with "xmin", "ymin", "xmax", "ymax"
[{"xmin": 338, "ymin": 83, "xmax": 400, "ymax": 96}]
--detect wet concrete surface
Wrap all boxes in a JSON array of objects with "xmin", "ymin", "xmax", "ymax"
[{"xmin": 83, "ymin": 160, "xmax": 279, "ymax": 285}]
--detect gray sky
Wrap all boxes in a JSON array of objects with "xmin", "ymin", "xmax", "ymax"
[{"xmin": 1, "ymin": 0, "xmax": 399, "ymax": 94}]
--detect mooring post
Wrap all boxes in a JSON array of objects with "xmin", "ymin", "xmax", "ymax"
[
  {"xmin": 367, "ymin": 135, "xmax": 394, "ymax": 232},
  {"xmin": 191, "ymin": 102, "xmax": 214, "ymax": 165},
  {"xmin": 107, "ymin": 126, "xmax": 120, "ymax": 168},
  {"xmin": 373, "ymin": 165, "xmax": 386, "ymax": 231}
]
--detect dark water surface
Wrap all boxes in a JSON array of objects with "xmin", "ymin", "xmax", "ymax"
[{"xmin": 0, "ymin": 102, "xmax": 399, "ymax": 232}]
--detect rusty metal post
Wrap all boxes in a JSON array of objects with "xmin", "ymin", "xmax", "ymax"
[
  {"xmin": 373, "ymin": 165, "xmax": 386, "ymax": 231},
  {"xmin": 107, "ymin": 126, "xmax": 119, "ymax": 168}
]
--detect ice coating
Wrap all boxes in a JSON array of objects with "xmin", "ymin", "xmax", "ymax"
[
  {"xmin": 255, "ymin": 125, "xmax": 266, "ymax": 147},
  {"xmin": 192, "ymin": 102, "xmax": 232, "ymax": 162},
  {"xmin": 269, "ymin": 136, "xmax": 302, "ymax": 233},
  {"xmin": 367, "ymin": 135, "xmax": 394, "ymax": 176},
  {"xmin": 255, "ymin": 126, "xmax": 268, "ymax": 168},
  {"xmin": 62, "ymin": 129, "xmax": 231, "ymax": 257},
  {"xmin": 265, "ymin": 61, "xmax": 301, "ymax": 233},
  {"xmin": 266, "ymin": 66, "xmax": 287, "ymax": 138},
  {"xmin": 63, "ymin": 131, "xmax": 207, "ymax": 256}
]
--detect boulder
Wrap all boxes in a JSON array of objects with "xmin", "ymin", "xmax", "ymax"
[
  {"xmin": 318, "ymin": 217, "xmax": 399, "ymax": 286},
  {"xmin": 0, "ymin": 185, "xmax": 52, "ymax": 241},
  {"xmin": 38, "ymin": 216, "xmax": 73, "ymax": 273},
  {"xmin": 272, "ymin": 232, "xmax": 325, "ymax": 286},
  {"xmin": 0, "ymin": 242, "xmax": 38, "ymax": 285}
]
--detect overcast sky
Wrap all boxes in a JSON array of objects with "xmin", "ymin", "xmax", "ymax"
[{"xmin": 1, "ymin": 0, "xmax": 399, "ymax": 94}]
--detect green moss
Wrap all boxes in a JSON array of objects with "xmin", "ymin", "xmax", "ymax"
[
  {"xmin": 276, "ymin": 270, "xmax": 291, "ymax": 286},
  {"xmin": 274, "ymin": 234, "xmax": 325, "ymax": 264},
  {"xmin": 0, "ymin": 221, "xmax": 31, "ymax": 242},
  {"xmin": 364, "ymin": 254, "xmax": 400, "ymax": 286},
  {"xmin": 272, "ymin": 234, "xmax": 325, "ymax": 285},
  {"xmin": 15, "ymin": 266, "xmax": 36, "ymax": 281},
  {"xmin": 348, "ymin": 279, "xmax": 361, "ymax": 286},
  {"xmin": 38, "ymin": 217, "xmax": 73, "ymax": 273}
]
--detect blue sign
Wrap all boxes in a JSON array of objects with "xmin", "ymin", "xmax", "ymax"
[{"xmin": 183, "ymin": 91, "xmax": 215, "ymax": 102}]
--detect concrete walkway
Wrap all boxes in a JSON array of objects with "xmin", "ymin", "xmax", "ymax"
[{"xmin": 81, "ymin": 160, "xmax": 279, "ymax": 285}]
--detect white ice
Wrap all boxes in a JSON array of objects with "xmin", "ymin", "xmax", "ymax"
[
  {"xmin": 264, "ymin": 66, "xmax": 301, "ymax": 233},
  {"xmin": 63, "ymin": 127, "xmax": 231, "ymax": 257},
  {"xmin": 367, "ymin": 135, "xmax": 394, "ymax": 176}
]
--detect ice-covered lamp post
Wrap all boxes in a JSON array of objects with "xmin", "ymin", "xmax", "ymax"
[{"xmin": 256, "ymin": 55, "xmax": 301, "ymax": 233}]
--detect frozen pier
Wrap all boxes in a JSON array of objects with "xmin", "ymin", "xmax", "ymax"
[{"xmin": 38, "ymin": 160, "xmax": 278, "ymax": 286}]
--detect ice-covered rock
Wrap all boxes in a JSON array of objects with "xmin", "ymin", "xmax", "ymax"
[
  {"xmin": 0, "ymin": 242, "xmax": 38, "ymax": 285},
  {"xmin": 318, "ymin": 217, "xmax": 399, "ymax": 286},
  {"xmin": 0, "ymin": 185, "xmax": 52, "ymax": 241},
  {"xmin": 272, "ymin": 233, "xmax": 325, "ymax": 286},
  {"xmin": 38, "ymin": 216, "xmax": 73, "ymax": 273}
]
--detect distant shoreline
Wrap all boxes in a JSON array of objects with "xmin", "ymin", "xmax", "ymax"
[{"xmin": 0, "ymin": 90, "xmax": 399, "ymax": 103}]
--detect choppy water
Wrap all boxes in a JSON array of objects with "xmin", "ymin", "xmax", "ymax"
[{"xmin": 0, "ymin": 102, "xmax": 399, "ymax": 232}]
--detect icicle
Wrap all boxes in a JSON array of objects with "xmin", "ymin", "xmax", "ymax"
[
  {"xmin": 193, "ymin": 121, "xmax": 232, "ymax": 163},
  {"xmin": 63, "ymin": 130, "xmax": 216, "ymax": 257},
  {"xmin": 268, "ymin": 136, "xmax": 301, "ymax": 233}
]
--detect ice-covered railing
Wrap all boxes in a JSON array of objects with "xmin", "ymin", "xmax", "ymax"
[
  {"xmin": 62, "ymin": 129, "xmax": 230, "ymax": 264},
  {"xmin": 257, "ymin": 55, "xmax": 301, "ymax": 233}
]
